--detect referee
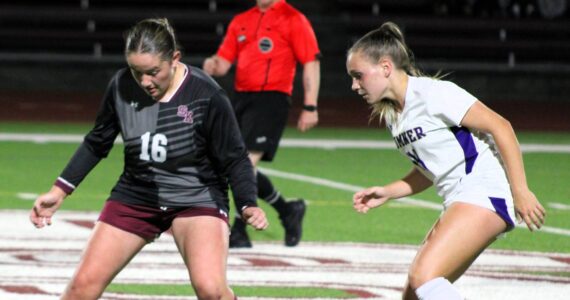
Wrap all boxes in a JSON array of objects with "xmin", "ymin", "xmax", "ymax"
[{"xmin": 203, "ymin": 0, "xmax": 321, "ymax": 247}]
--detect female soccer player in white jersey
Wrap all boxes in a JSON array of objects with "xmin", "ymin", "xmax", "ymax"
[
  {"xmin": 29, "ymin": 18, "xmax": 268, "ymax": 300},
  {"xmin": 346, "ymin": 22, "xmax": 546, "ymax": 300}
]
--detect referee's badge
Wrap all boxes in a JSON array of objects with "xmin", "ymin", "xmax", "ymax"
[{"xmin": 258, "ymin": 37, "xmax": 273, "ymax": 53}]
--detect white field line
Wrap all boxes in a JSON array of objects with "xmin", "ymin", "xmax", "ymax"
[
  {"xmin": 2, "ymin": 133, "xmax": 570, "ymax": 153},
  {"xmin": 549, "ymin": 202, "xmax": 570, "ymax": 210}
]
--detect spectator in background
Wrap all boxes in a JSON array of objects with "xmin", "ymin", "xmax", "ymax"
[
  {"xmin": 537, "ymin": 0, "xmax": 567, "ymax": 18},
  {"xmin": 203, "ymin": 0, "xmax": 321, "ymax": 248},
  {"xmin": 30, "ymin": 18, "xmax": 267, "ymax": 300},
  {"xmin": 346, "ymin": 22, "xmax": 545, "ymax": 300}
]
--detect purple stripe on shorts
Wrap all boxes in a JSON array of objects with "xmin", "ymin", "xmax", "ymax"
[
  {"xmin": 489, "ymin": 197, "xmax": 515, "ymax": 231},
  {"xmin": 451, "ymin": 126, "xmax": 478, "ymax": 174}
]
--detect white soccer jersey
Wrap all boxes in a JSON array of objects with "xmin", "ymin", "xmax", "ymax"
[{"xmin": 387, "ymin": 76, "xmax": 506, "ymax": 200}]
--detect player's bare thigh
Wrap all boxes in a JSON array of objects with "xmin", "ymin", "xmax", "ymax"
[
  {"xmin": 170, "ymin": 216, "xmax": 232, "ymax": 295},
  {"xmin": 63, "ymin": 221, "xmax": 147, "ymax": 299},
  {"xmin": 408, "ymin": 202, "xmax": 507, "ymax": 288}
]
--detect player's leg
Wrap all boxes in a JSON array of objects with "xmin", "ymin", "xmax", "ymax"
[
  {"xmin": 171, "ymin": 215, "xmax": 234, "ymax": 300},
  {"xmin": 227, "ymin": 151, "xmax": 265, "ymax": 248},
  {"xmin": 247, "ymin": 150, "xmax": 306, "ymax": 246},
  {"xmin": 402, "ymin": 202, "xmax": 507, "ymax": 300},
  {"xmin": 62, "ymin": 221, "xmax": 147, "ymax": 299},
  {"xmin": 231, "ymin": 91, "xmax": 306, "ymax": 247}
]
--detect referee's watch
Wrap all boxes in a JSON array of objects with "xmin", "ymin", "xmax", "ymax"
[{"xmin": 302, "ymin": 104, "xmax": 317, "ymax": 112}]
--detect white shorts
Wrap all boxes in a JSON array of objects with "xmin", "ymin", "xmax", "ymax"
[{"xmin": 444, "ymin": 166, "xmax": 516, "ymax": 232}]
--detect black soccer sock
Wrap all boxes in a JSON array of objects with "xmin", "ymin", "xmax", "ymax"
[
  {"xmin": 257, "ymin": 171, "xmax": 288, "ymax": 215},
  {"xmin": 233, "ymin": 214, "xmax": 247, "ymax": 230}
]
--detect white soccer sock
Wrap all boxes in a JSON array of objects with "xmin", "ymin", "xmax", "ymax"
[{"xmin": 415, "ymin": 277, "xmax": 463, "ymax": 300}]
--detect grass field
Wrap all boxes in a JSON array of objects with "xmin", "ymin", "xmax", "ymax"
[{"xmin": 1, "ymin": 121, "xmax": 569, "ymax": 298}]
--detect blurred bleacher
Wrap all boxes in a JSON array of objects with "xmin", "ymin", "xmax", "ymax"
[
  {"xmin": 0, "ymin": 0, "xmax": 248, "ymax": 64},
  {"xmin": 1, "ymin": 0, "xmax": 570, "ymax": 102},
  {"xmin": 2, "ymin": 0, "xmax": 569, "ymax": 67}
]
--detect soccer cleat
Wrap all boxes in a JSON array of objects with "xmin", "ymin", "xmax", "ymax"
[
  {"xmin": 229, "ymin": 222, "xmax": 252, "ymax": 248},
  {"xmin": 280, "ymin": 199, "xmax": 306, "ymax": 247}
]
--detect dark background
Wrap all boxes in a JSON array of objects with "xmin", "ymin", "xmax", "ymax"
[{"xmin": 1, "ymin": 0, "xmax": 569, "ymax": 130}]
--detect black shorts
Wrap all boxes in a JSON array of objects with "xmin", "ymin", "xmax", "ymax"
[{"xmin": 232, "ymin": 91, "xmax": 290, "ymax": 162}]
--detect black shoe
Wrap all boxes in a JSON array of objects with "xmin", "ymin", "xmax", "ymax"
[
  {"xmin": 229, "ymin": 224, "xmax": 252, "ymax": 248},
  {"xmin": 280, "ymin": 199, "xmax": 306, "ymax": 247}
]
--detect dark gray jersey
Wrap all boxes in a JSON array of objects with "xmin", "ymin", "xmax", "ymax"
[{"xmin": 56, "ymin": 65, "xmax": 257, "ymax": 213}]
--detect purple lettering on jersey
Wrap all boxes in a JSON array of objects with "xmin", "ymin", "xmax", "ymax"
[
  {"xmin": 177, "ymin": 105, "xmax": 194, "ymax": 124},
  {"xmin": 414, "ymin": 127, "xmax": 426, "ymax": 139},
  {"xmin": 393, "ymin": 127, "xmax": 426, "ymax": 149},
  {"xmin": 394, "ymin": 135, "xmax": 405, "ymax": 148},
  {"xmin": 406, "ymin": 148, "xmax": 428, "ymax": 171},
  {"xmin": 451, "ymin": 126, "xmax": 478, "ymax": 174},
  {"xmin": 406, "ymin": 129, "xmax": 416, "ymax": 142}
]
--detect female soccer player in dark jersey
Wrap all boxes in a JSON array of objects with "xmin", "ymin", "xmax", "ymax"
[{"xmin": 29, "ymin": 18, "xmax": 267, "ymax": 300}]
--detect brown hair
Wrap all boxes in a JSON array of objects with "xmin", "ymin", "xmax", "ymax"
[
  {"xmin": 348, "ymin": 22, "xmax": 422, "ymax": 124},
  {"xmin": 124, "ymin": 18, "xmax": 179, "ymax": 61}
]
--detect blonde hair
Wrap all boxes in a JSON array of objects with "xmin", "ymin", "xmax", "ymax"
[{"xmin": 348, "ymin": 22, "xmax": 423, "ymax": 125}]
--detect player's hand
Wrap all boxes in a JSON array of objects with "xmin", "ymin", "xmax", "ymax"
[
  {"xmin": 242, "ymin": 207, "xmax": 269, "ymax": 230},
  {"xmin": 513, "ymin": 187, "xmax": 546, "ymax": 231},
  {"xmin": 353, "ymin": 186, "xmax": 390, "ymax": 213},
  {"xmin": 297, "ymin": 110, "xmax": 318, "ymax": 132},
  {"xmin": 29, "ymin": 186, "xmax": 66, "ymax": 228}
]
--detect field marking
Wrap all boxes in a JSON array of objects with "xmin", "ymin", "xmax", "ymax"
[
  {"xmin": 549, "ymin": 202, "xmax": 570, "ymax": 210},
  {"xmin": 0, "ymin": 210, "xmax": 569, "ymax": 300},
  {"xmin": 2, "ymin": 133, "xmax": 570, "ymax": 153},
  {"xmin": 16, "ymin": 193, "xmax": 38, "ymax": 200},
  {"xmin": 259, "ymin": 167, "xmax": 570, "ymax": 237}
]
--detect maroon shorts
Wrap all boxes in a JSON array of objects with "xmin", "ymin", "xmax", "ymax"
[{"xmin": 98, "ymin": 200, "xmax": 229, "ymax": 241}]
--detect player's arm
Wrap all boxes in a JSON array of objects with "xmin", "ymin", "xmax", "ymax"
[
  {"xmin": 202, "ymin": 55, "xmax": 232, "ymax": 77},
  {"xmin": 353, "ymin": 167, "xmax": 432, "ymax": 213},
  {"xmin": 385, "ymin": 167, "xmax": 433, "ymax": 199},
  {"xmin": 30, "ymin": 75, "xmax": 120, "ymax": 228},
  {"xmin": 461, "ymin": 100, "xmax": 545, "ymax": 230}
]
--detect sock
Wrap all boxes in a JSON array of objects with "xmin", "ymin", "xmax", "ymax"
[
  {"xmin": 415, "ymin": 277, "xmax": 462, "ymax": 300},
  {"xmin": 257, "ymin": 171, "xmax": 288, "ymax": 215},
  {"xmin": 232, "ymin": 214, "xmax": 246, "ymax": 230}
]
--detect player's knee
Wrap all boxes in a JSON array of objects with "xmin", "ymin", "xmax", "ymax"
[
  {"xmin": 192, "ymin": 280, "xmax": 228, "ymax": 300},
  {"xmin": 407, "ymin": 265, "xmax": 438, "ymax": 290},
  {"xmin": 63, "ymin": 273, "xmax": 105, "ymax": 299}
]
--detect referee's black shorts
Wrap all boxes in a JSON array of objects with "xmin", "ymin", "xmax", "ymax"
[{"xmin": 231, "ymin": 91, "xmax": 290, "ymax": 162}]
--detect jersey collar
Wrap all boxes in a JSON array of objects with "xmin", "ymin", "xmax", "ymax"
[{"xmin": 256, "ymin": 0, "xmax": 286, "ymax": 13}]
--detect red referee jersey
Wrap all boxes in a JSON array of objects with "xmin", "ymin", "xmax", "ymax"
[{"xmin": 216, "ymin": 0, "xmax": 320, "ymax": 95}]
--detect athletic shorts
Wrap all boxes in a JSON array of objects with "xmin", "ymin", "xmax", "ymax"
[
  {"xmin": 98, "ymin": 200, "xmax": 229, "ymax": 242},
  {"xmin": 232, "ymin": 91, "xmax": 290, "ymax": 161},
  {"xmin": 444, "ymin": 167, "xmax": 516, "ymax": 232}
]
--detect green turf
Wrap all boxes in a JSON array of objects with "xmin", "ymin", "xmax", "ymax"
[
  {"xmin": 106, "ymin": 283, "xmax": 357, "ymax": 298},
  {"xmin": 2, "ymin": 122, "xmax": 569, "ymax": 255}
]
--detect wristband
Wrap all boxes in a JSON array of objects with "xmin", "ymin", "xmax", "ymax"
[{"xmin": 302, "ymin": 104, "xmax": 317, "ymax": 112}]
